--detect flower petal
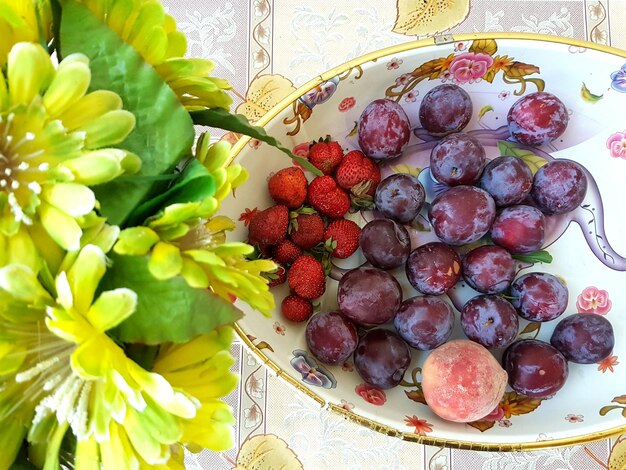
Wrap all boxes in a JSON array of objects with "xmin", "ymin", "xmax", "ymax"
[
  {"xmin": 127, "ymin": 363, "xmax": 197, "ymax": 419},
  {"xmin": 57, "ymin": 90, "xmax": 122, "ymax": 131},
  {"xmin": 43, "ymin": 56, "xmax": 91, "ymax": 117},
  {"xmin": 42, "ymin": 183, "xmax": 95, "ymax": 217},
  {"xmin": 71, "ymin": 336, "xmax": 110, "ymax": 379},
  {"xmin": 122, "ymin": 408, "xmax": 171, "ymax": 465},
  {"xmin": 0, "ymin": 417, "xmax": 28, "ymax": 470},
  {"xmin": 7, "ymin": 42, "xmax": 54, "ymax": 105},
  {"xmin": 61, "ymin": 150, "xmax": 123, "ymax": 185},
  {"xmin": 74, "ymin": 436, "xmax": 99, "ymax": 470},
  {"xmin": 184, "ymin": 249, "xmax": 225, "ymax": 266},
  {"xmin": 153, "ymin": 328, "xmax": 233, "ymax": 373},
  {"xmin": 0, "ymin": 71, "xmax": 8, "ymax": 110},
  {"xmin": 114, "ymin": 227, "xmax": 159, "ymax": 255},
  {"xmin": 67, "ymin": 244, "xmax": 107, "ymax": 313},
  {"xmin": 100, "ymin": 422, "xmax": 140, "ymax": 470},
  {"xmin": 78, "ymin": 110, "xmax": 136, "ymax": 149},
  {"xmin": 39, "ymin": 202, "xmax": 82, "ymax": 250},
  {"xmin": 179, "ymin": 257, "xmax": 208, "ymax": 288},
  {"xmin": 0, "ymin": 264, "xmax": 51, "ymax": 302},
  {"xmin": 6, "ymin": 226, "xmax": 40, "ymax": 271},
  {"xmin": 148, "ymin": 242, "xmax": 183, "ymax": 279},
  {"xmin": 86, "ymin": 288, "xmax": 137, "ymax": 332}
]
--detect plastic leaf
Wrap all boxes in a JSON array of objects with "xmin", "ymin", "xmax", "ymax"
[
  {"xmin": 60, "ymin": 2, "xmax": 195, "ymax": 226},
  {"xmin": 127, "ymin": 159, "xmax": 216, "ymax": 226},
  {"xmin": 103, "ymin": 253, "xmax": 243, "ymax": 344},
  {"xmin": 191, "ymin": 108, "xmax": 322, "ymax": 176}
]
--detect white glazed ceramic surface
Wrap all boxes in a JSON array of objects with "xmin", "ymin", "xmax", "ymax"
[{"xmin": 219, "ymin": 34, "xmax": 626, "ymax": 450}]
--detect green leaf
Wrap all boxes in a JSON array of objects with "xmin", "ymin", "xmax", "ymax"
[
  {"xmin": 102, "ymin": 253, "xmax": 242, "ymax": 344},
  {"xmin": 60, "ymin": 2, "xmax": 195, "ymax": 226},
  {"xmin": 581, "ymin": 82, "xmax": 603, "ymax": 103},
  {"xmin": 126, "ymin": 159, "xmax": 215, "ymax": 226},
  {"xmin": 512, "ymin": 250, "xmax": 553, "ymax": 264},
  {"xmin": 497, "ymin": 140, "xmax": 548, "ymax": 175},
  {"xmin": 191, "ymin": 108, "xmax": 323, "ymax": 176},
  {"xmin": 478, "ymin": 104, "xmax": 494, "ymax": 119}
]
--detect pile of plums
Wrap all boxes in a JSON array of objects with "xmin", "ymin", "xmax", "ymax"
[{"xmin": 304, "ymin": 84, "xmax": 615, "ymax": 423}]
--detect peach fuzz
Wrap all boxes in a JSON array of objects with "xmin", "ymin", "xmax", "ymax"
[{"xmin": 421, "ymin": 339, "xmax": 507, "ymax": 423}]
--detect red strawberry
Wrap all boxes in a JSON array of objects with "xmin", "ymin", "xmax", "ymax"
[
  {"xmin": 309, "ymin": 139, "xmax": 344, "ymax": 175},
  {"xmin": 265, "ymin": 262, "xmax": 287, "ymax": 287},
  {"xmin": 323, "ymin": 219, "xmax": 361, "ymax": 259},
  {"xmin": 288, "ymin": 255, "xmax": 326, "ymax": 299},
  {"xmin": 281, "ymin": 294, "xmax": 313, "ymax": 322},
  {"xmin": 273, "ymin": 239, "xmax": 302, "ymax": 265},
  {"xmin": 268, "ymin": 167, "xmax": 308, "ymax": 209},
  {"xmin": 335, "ymin": 150, "xmax": 381, "ymax": 197},
  {"xmin": 289, "ymin": 212, "xmax": 325, "ymax": 250},
  {"xmin": 307, "ymin": 176, "xmax": 350, "ymax": 218},
  {"xmin": 248, "ymin": 205, "xmax": 289, "ymax": 247}
]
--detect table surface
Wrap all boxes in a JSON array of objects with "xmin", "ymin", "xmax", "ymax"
[{"xmin": 162, "ymin": 1, "xmax": 625, "ymax": 468}]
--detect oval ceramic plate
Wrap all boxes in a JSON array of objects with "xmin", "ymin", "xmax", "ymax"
[{"xmin": 220, "ymin": 33, "xmax": 626, "ymax": 450}]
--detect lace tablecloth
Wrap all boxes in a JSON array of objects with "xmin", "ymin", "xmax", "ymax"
[{"xmin": 163, "ymin": 0, "xmax": 625, "ymax": 468}]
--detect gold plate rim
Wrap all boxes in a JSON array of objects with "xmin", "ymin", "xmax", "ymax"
[{"xmin": 231, "ymin": 32, "xmax": 626, "ymax": 451}]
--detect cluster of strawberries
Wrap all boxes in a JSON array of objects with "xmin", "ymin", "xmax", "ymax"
[{"xmin": 247, "ymin": 137, "xmax": 381, "ymax": 322}]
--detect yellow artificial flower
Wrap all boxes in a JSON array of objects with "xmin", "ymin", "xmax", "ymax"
[
  {"xmin": 0, "ymin": 42, "xmax": 140, "ymax": 254},
  {"xmin": 0, "ymin": 0, "xmax": 52, "ymax": 68},
  {"xmin": 0, "ymin": 245, "xmax": 204, "ymax": 468},
  {"xmin": 195, "ymin": 132, "xmax": 248, "ymax": 203},
  {"xmin": 152, "ymin": 327, "xmax": 238, "ymax": 455},
  {"xmin": 114, "ymin": 201, "xmax": 276, "ymax": 316},
  {"xmin": 74, "ymin": 0, "xmax": 233, "ymax": 111}
]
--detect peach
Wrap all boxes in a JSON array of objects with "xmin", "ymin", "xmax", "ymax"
[{"xmin": 421, "ymin": 339, "xmax": 507, "ymax": 423}]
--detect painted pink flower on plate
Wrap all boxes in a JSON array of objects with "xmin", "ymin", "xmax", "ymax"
[
  {"xmin": 405, "ymin": 91, "xmax": 418, "ymax": 103},
  {"xmin": 273, "ymin": 321, "xmax": 286, "ymax": 335},
  {"xmin": 355, "ymin": 383, "xmax": 386, "ymax": 406},
  {"xmin": 449, "ymin": 52, "xmax": 494, "ymax": 83},
  {"xmin": 440, "ymin": 70, "xmax": 453, "ymax": 82},
  {"xmin": 576, "ymin": 286, "xmax": 612, "ymax": 314},
  {"xmin": 606, "ymin": 131, "xmax": 626, "ymax": 159},
  {"xmin": 499, "ymin": 419, "xmax": 512, "ymax": 428},
  {"xmin": 483, "ymin": 406, "xmax": 505, "ymax": 422},
  {"xmin": 395, "ymin": 73, "xmax": 412, "ymax": 86},
  {"xmin": 338, "ymin": 97, "xmax": 356, "ymax": 112},
  {"xmin": 249, "ymin": 138, "xmax": 261, "ymax": 149},
  {"xmin": 565, "ymin": 414, "xmax": 584, "ymax": 423},
  {"xmin": 387, "ymin": 58, "xmax": 403, "ymax": 70},
  {"xmin": 454, "ymin": 41, "xmax": 468, "ymax": 52},
  {"xmin": 340, "ymin": 399, "xmax": 354, "ymax": 411},
  {"xmin": 499, "ymin": 91, "xmax": 510, "ymax": 100},
  {"xmin": 293, "ymin": 142, "xmax": 310, "ymax": 156},
  {"xmin": 341, "ymin": 361, "xmax": 354, "ymax": 372},
  {"xmin": 292, "ymin": 142, "xmax": 311, "ymax": 168}
]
